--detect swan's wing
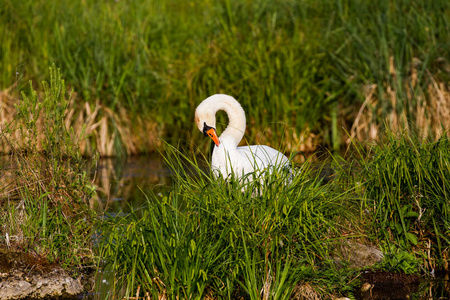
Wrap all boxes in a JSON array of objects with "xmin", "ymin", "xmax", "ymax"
[
  {"xmin": 240, "ymin": 145, "xmax": 289, "ymax": 168},
  {"xmin": 212, "ymin": 143, "xmax": 290, "ymax": 179},
  {"xmin": 238, "ymin": 145, "xmax": 292, "ymax": 186}
]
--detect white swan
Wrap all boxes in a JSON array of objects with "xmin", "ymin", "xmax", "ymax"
[{"xmin": 195, "ymin": 94, "xmax": 290, "ymax": 180}]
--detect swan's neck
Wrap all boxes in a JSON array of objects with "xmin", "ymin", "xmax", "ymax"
[{"xmin": 214, "ymin": 96, "xmax": 246, "ymax": 148}]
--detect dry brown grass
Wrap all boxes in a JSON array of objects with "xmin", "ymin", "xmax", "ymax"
[
  {"xmin": 0, "ymin": 89, "xmax": 161, "ymax": 157},
  {"xmin": 349, "ymin": 58, "xmax": 450, "ymax": 143},
  {"xmin": 2, "ymin": 60, "xmax": 448, "ymax": 158},
  {"xmin": 291, "ymin": 282, "xmax": 322, "ymax": 300}
]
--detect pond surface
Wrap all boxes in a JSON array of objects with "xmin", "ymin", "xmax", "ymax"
[{"xmin": 92, "ymin": 155, "xmax": 174, "ymax": 215}]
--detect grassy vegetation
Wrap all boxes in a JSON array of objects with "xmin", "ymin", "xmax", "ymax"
[
  {"xmin": 0, "ymin": 0, "xmax": 449, "ymax": 296},
  {"xmin": 0, "ymin": 66, "xmax": 97, "ymax": 274},
  {"xmin": 98, "ymin": 133, "xmax": 450, "ymax": 298},
  {"xmin": 99, "ymin": 145, "xmax": 358, "ymax": 299},
  {"xmin": 354, "ymin": 131, "xmax": 450, "ymax": 270},
  {"xmin": 0, "ymin": 67, "xmax": 445, "ymax": 296},
  {"xmin": 1, "ymin": 0, "xmax": 449, "ymax": 155}
]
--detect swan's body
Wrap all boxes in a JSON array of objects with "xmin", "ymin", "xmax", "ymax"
[{"xmin": 195, "ymin": 94, "xmax": 290, "ymax": 180}]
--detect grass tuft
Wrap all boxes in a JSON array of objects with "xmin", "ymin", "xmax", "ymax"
[
  {"xmin": 98, "ymin": 131, "xmax": 450, "ymax": 297},
  {"xmin": 354, "ymin": 130, "xmax": 450, "ymax": 270},
  {"xmin": 0, "ymin": 65, "xmax": 97, "ymax": 274},
  {"xmin": 98, "ymin": 143, "xmax": 358, "ymax": 299}
]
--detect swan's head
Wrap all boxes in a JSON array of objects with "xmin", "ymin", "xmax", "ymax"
[
  {"xmin": 195, "ymin": 104, "xmax": 220, "ymax": 146},
  {"xmin": 195, "ymin": 94, "xmax": 244, "ymax": 147}
]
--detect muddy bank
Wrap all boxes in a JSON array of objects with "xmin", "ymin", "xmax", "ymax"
[{"xmin": 0, "ymin": 247, "xmax": 85, "ymax": 299}]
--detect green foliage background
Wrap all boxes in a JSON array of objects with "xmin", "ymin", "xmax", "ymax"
[{"xmin": 1, "ymin": 0, "xmax": 449, "ymax": 151}]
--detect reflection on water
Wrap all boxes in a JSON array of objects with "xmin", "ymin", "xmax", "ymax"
[
  {"xmin": 92, "ymin": 155, "xmax": 172, "ymax": 214},
  {"xmin": 355, "ymin": 271, "xmax": 450, "ymax": 300},
  {"xmin": 91, "ymin": 155, "xmax": 174, "ymax": 299},
  {"xmin": 419, "ymin": 275, "xmax": 450, "ymax": 300}
]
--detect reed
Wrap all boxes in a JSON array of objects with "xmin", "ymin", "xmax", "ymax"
[
  {"xmin": 0, "ymin": 88, "xmax": 161, "ymax": 157},
  {"xmin": 1, "ymin": 0, "xmax": 449, "ymax": 155}
]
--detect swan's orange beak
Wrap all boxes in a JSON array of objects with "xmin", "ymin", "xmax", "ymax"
[{"xmin": 206, "ymin": 128, "xmax": 220, "ymax": 146}]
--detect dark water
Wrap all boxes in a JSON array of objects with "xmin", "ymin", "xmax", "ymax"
[
  {"xmin": 356, "ymin": 271, "xmax": 449, "ymax": 300},
  {"xmin": 89, "ymin": 155, "xmax": 172, "ymax": 299},
  {"xmin": 93, "ymin": 155, "xmax": 172, "ymax": 215}
]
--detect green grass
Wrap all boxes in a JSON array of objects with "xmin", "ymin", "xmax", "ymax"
[
  {"xmin": 1, "ymin": 0, "xmax": 449, "ymax": 153},
  {"xmin": 98, "ymin": 131, "xmax": 450, "ymax": 298},
  {"xmin": 0, "ymin": 66, "xmax": 97, "ymax": 274},
  {"xmin": 98, "ymin": 144, "xmax": 359, "ymax": 299},
  {"xmin": 354, "ymin": 131, "xmax": 450, "ymax": 268}
]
